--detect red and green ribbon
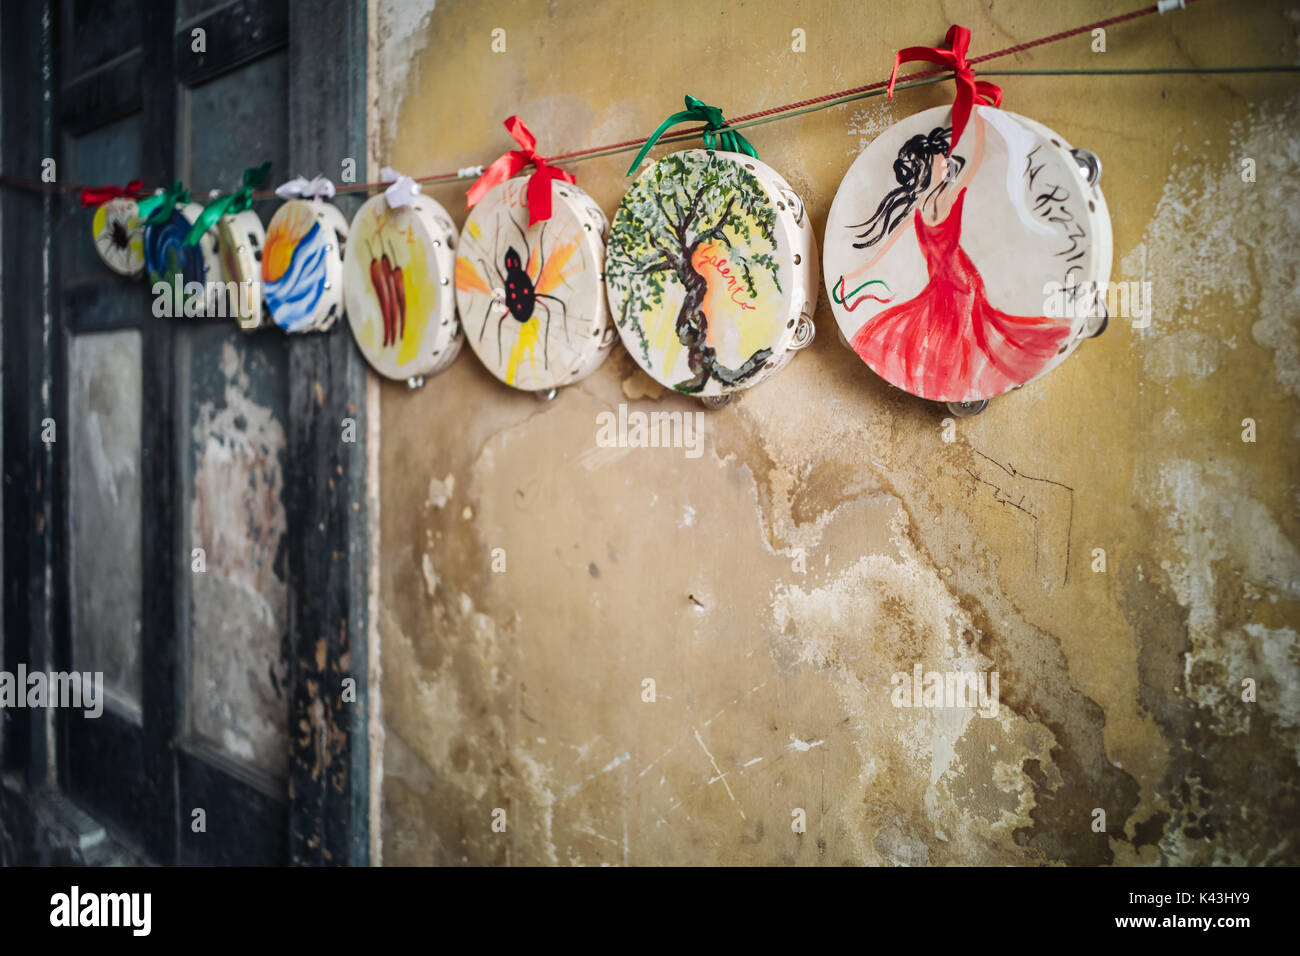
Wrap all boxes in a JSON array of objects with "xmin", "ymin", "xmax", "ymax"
[
  {"xmin": 887, "ymin": 25, "xmax": 1002, "ymax": 154},
  {"xmin": 137, "ymin": 181, "xmax": 192, "ymax": 227},
  {"xmin": 466, "ymin": 117, "xmax": 574, "ymax": 226},
  {"xmin": 625, "ymin": 95, "xmax": 757, "ymax": 176},
  {"xmin": 183, "ymin": 162, "xmax": 270, "ymax": 245}
]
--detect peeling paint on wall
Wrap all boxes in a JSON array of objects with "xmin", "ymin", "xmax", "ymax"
[
  {"xmin": 374, "ymin": 0, "xmax": 1300, "ymax": 865},
  {"xmin": 372, "ymin": 0, "xmax": 438, "ymax": 151}
]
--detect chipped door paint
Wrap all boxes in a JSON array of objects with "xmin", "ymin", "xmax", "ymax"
[{"xmin": 184, "ymin": 328, "xmax": 290, "ymax": 779}]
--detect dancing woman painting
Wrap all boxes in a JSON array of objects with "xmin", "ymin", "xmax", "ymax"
[{"xmin": 835, "ymin": 109, "xmax": 1073, "ymax": 403}]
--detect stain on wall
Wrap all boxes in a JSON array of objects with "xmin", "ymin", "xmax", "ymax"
[{"xmin": 373, "ymin": 0, "xmax": 1300, "ymax": 864}]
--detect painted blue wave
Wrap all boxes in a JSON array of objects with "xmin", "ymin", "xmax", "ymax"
[
  {"xmin": 265, "ymin": 221, "xmax": 329, "ymax": 333},
  {"xmin": 145, "ymin": 210, "xmax": 206, "ymax": 313}
]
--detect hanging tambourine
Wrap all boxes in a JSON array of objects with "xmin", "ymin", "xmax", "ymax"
[
  {"xmin": 142, "ymin": 184, "xmax": 222, "ymax": 317},
  {"xmin": 182, "ymin": 163, "xmax": 274, "ymax": 328},
  {"xmin": 343, "ymin": 169, "xmax": 463, "ymax": 381},
  {"xmin": 264, "ymin": 176, "xmax": 348, "ymax": 333},
  {"xmin": 216, "ymin": 210, "xmax": 268, "ymax": 330},
  {"xmin": 606, "ymin": 97, "xmax": 816, "ymax": 402},
  {"xmin": 823, "ymin": 27, "xmax": 1111, "ymax": 414},
  {"xmin": 83, "ymin": 179, "xmax": 147, "ymax": 277},
  {"xmin": 455, "ymin": 118, "xmax": 614, "ymax": 392}
]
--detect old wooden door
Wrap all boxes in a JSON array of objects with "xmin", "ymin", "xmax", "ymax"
[{"xmin": 1, "ymin": 0, "xmax": 372, "ymax": 865}]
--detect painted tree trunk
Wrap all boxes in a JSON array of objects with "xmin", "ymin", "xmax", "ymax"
[
  {"xmin": 671, "ymin": 243, "xmax": 773, "ymax": 394},
  {"xmin": 673, "ymin": 253, "xmax": 714, "ymax": 394}
]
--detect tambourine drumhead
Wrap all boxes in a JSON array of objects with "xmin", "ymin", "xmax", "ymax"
[
  {"xmin": 823, "ymin": 105, "xmax": 1111, "ymax": 404},
  {"xmin": 263, "ymin": 199, "xmax": 348, "ymax": 333},
  {"xmin": 344, "ymin": 192, "xmax": 464, "ymax": 380},
  {"xmin": 93, "ymin": 197, "xmax": 145, "ymax": 277},
  {"xmin": 1013, "ymin": 111, "xmax": 1113, "ymax": 324},
  {"xmin": 605, "ymin": 149, "xmax": 815, "ymax": 398},
  {"xmin": 217, "ymin": 209, "xmax": 267, "ymax": 330},
  {"xmin": 455, "ymin": 178, "xmax": 611, "ymax": 391}
]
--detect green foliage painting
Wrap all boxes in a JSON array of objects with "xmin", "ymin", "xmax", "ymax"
[{"xmin": 606, "ymin": 150, "xmax": 783, "ymax": 394}]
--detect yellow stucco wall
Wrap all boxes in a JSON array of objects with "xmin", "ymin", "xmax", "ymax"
[{"xmin": 371, "ymin": 0, "xmax": 1300, "ymax": 865}]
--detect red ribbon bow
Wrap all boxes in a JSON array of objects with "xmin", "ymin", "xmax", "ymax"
[
  {"xmin": 887, "ymin": 25, "xmax": 1002, "ymax": 155},
  {"xmin": 466, "ymin": 116, "xmax": 575, "ymax": 226},
  {"xmin": 79, "ymin": 178, "xmax": 146, "ymax": 208}
]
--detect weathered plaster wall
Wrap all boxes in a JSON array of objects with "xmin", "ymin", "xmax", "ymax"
[{"xmin": 373, "ymin": 0, "xmax": 1300, "ymax": 865}]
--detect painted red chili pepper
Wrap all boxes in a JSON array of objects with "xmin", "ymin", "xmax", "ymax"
[
  {"xmin": 387, "ymin": 240, "xmax": 406, "ymax": 342},
  {"xmin": 379, "ymin": 248, "xmax": 399, "ymax": 348},
  {"xmin": 369, "ymin": 236, "xmax": 393, "ymax": 346}
]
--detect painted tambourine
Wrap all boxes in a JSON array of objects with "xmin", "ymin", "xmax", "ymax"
[
  {"xmin": 144, "ymin": 202, "xmax": 222, "ymax": 317},
  {"xmin": 92, "ymin": 198, "xmax": 145, "ymax": 277},
  {"xmin": 455, "ymin": 178, "xmax": 613, "ymax": 391},
  {"xmin": 216, "ymin": 209, "xmax": 268, "ymax": 330},
  {"xmin": 823, "ymin": 104, "xmax": 1111, "ymax": 411},
  {"xmin": 344, "ymin": 191, "xmax": 463, "ymax": 381},
  {"xmin": 262, "ymin": 199, "xmax": 348, "ymax": 333},
  {"xmin": 606, "ymin": 149, "xmax": 816, "ymax": 400}
]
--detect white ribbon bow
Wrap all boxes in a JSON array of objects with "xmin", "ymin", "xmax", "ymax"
[
  {"xmin": 274, "ymin": 175, "xmax": 336, "ymax": 200},
  {"xmin": 380, "ymin": 166, "xmax": 421, "ymax": 208}
]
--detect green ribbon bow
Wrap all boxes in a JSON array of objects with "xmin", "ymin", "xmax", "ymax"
[
  {"xmin": 183, "ymin": 161, "xmax": 271, "ymax": 246},
  {"xmin": 625, "ymin": 95, "xmax": 758, "ymax": 177},
  {"xmin": 137, "ymin": 181, "xmax": 192, "ymax": 227}
]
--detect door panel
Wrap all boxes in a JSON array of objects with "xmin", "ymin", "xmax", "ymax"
[
  {"xmin": 64, "ymin": 110, "xmax": 148, "ymax": 723},
  {"xmin": 56, "ymin": 0, "xmax": 175, "ymax": 857},
  {"xmin": 187, "ymin": 48, "xmax": 288, "ymax": 175},
  {"xmin": 68, "ymin": 0, "xmax": 142, "ymax": 77},
  {"xmin": 52, "ymin": 0, "xmax": 294, "ymax": 864},
  {"xmin": 67, "ymin": 330, "xmax": 144, "ymax": 718},
  {"xmin": 181, "ymin": 325, "xmax": 289, "ymax": 781},
  {"xmin": 170, "ymin": 0, "xmax": 292, "ymax": 864},
  {"xmin": 179, "ymin": 50, "xmax": 291, "ymax": 787}
]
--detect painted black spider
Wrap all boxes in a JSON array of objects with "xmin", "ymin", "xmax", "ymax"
[
  {"xmin": 109, "ymin": 218, "xmax": 130, "ymax": 250},
  {"xmin": 476, "ymin": 215, "xmax": 570, "ymax": 369}
]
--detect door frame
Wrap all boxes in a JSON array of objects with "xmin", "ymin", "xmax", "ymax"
[{"xmin": 283, "ymin": 0, "xmax": 375, "ymax": 867}]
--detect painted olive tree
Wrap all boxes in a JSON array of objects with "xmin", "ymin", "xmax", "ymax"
[{"xmin": 607, "ymin": 150, "xmax": 782, "ymax": 393}]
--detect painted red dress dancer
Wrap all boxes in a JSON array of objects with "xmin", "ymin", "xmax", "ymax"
[{"xmin": 838, "ymin": 111, "xmax": 1072, "ymax": 402}]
